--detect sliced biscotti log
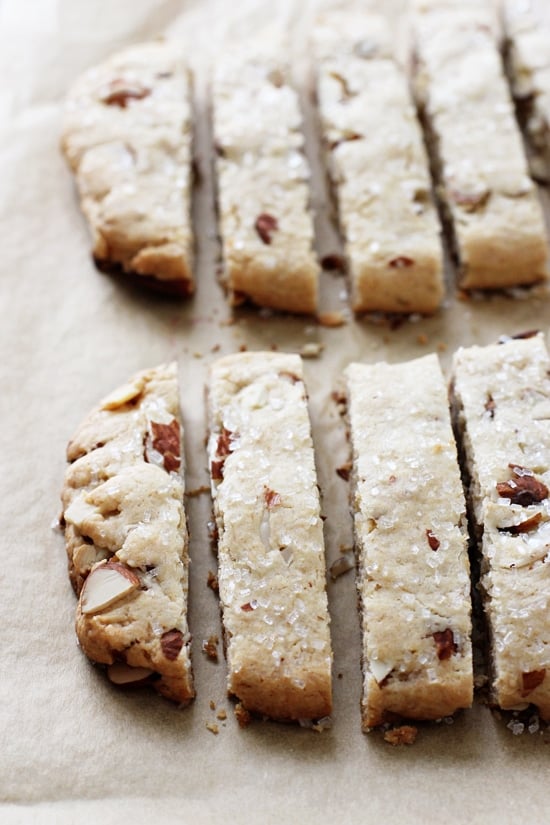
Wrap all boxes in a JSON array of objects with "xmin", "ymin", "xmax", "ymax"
[
  {"xmin": 61, "ymin": 364, "xmax": 194, "ymax": 704},
  {"xmin": 411, "ymin": 0, "xmax": 549, "ymax": 290},
  {"xmin": 313, "ymin": 12, "xmax": 444, "ymax": 314},
  {"xmin": 62, "ymin": 42, "xmax": 194, "ymax": 296},
  {"xmin": 451, "ymin": 334, "xmax": 550, "ymax": 719},
  {"xmin": 345, "ymin": 354, "xmax": 473, "ymax": 728},
  {"xmin": 212, "ymin": 54, "xmax": 319, "ymax": 314},
  {"xmin": 207, "ymin": 352, "xmax": 332, "ymax": 720},
  {"xmin": 503, "ymin": 0, "xmax": 550, "ymax": 182}
]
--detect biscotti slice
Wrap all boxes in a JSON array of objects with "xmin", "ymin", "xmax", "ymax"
[
  {"xmin": 212, "ymin": 54, "xmax": 319, "ymax": 314},
  {"xmin": 411, "ymin": 0, "xmax": 549, "ymax": 290},
  {"xmin": 313, "ymin": 12, "xmax": 444, "ymax": 314},
  {"xmin": 207, "ymin": 352, "xmax": 332, "ymax": 720},
  {"xmin": 451, "ymin": 334, "xmax": 550, "ymax": 719},
  {"xmin": 62, "ymin": 42, "xmax": 194, "ymax": 296},
  {"xmin": 345, "ymin": 354, "xmax": 473, "ymax": 728},
  {"xmin": 503, "ymin": 0, "xmax": 550, "ymax": 182},
  {"xmin": 61, "ymin": 364, "xmax": 194, "ymax": 704}
]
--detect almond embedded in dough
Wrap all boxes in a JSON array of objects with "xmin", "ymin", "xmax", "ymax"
[{"xmin": 80, "ymin": 561, "xmax": 140, "ymax": 614}]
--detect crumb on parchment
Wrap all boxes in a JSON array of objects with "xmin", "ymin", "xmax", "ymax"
[
  {"xmin": 234, "ymin": 702, "xmax": 252, "ymax": 728},
  {"xmin": 383, "ymin": 725, "xmax": 418, "ymax": 746}
]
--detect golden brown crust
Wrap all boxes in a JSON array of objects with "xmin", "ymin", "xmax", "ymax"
[
  {"xmin": 457, "ymin": 206, "xmax": 549, "ymax": 291},
  {"xmin": 351, "ymin": 250, "xmax": 444, "ymax": 315},
  {"xmin": 230, "ymin": 662, "xmax": 332, "ymax": 721},
  {"xmin": 228, "ymin": 257, "xmax": 318, "ymax": 315},
  {"xmin": 363, "ymin": 674, "xmax": 472, "ymax": 729}
]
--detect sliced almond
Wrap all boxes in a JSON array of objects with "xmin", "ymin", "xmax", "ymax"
[
  {"xmin": 64, "ymin": 494, "xmax": 94, "ymax": 527},
  {"xmin": 100, "ymin": 377, "xmax": 145, "ymax": 410},
  {"xmin": 107, "ymin": 662, "xmax": 154, "ymax": 685},
  {"xmin": 532, "ymin": 401, "xmax": 550, "ymax": 421},
  {"xmin": 370, "ymin": 658, "xmax": 394, "ymax": 684},
  {"xmin": 73, "ymin": 543, "xmax": 110, "ymax": 574},
  {"xmin": 299, "ymin": 342, "xmax": 324, "ymax": 359},
  {"xmin": 329, "ymin": 552, "xmax": 355, "ymax": 580},
  {"xmin": 280, "ymin": 545, "xmax": 294, "ymax": 565},
  {"xmin": 80, "ymin": 561, "xmax": 140, "ymax": 614}
]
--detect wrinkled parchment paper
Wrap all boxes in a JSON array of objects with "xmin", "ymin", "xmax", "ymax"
[{"xmin": 3, "ymin": 0, "xmax": 550, "ymax": 822}]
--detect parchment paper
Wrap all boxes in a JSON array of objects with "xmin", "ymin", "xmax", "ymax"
[{"xmin": 2, "ymin": 1, "xmax": 550, "ymax": 822}]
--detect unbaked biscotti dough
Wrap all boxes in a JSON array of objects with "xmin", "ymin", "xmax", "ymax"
[
  {"xmin": 61, "ymin": 364, "xmax": 194, "ymax": 704},
  {"xmin": 345, "ymin": 354, "xmax": 473, "ymax": 728},
  {"xmin": 212, "ymin": 54, "xmax": 319, "ymax": 314},
  {"xmin": 503, "ymin": 0, "xmax": 550, "ymax": 182},
  {"xmin": 411, "ymin": 0, "xmax": 549, "ymax": 290},
  {"xmin": 207, "ymin": 352, "xmax": 332, "ymax": 720},
  {"xmin": 314, "ymin": 12, "xmax": 444, "ymax": 314},
  {"xmin": 451, "ymin": 334, "xmax": 550, "ymax": 719},
  {"xmin": 62, "ymin": 42, "xmax": 194, "ymax": 296}
]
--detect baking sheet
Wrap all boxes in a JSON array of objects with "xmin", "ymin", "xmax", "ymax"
[{"xmin": 3, "ymin": 0, "xmax": 550, "ymax": 822}]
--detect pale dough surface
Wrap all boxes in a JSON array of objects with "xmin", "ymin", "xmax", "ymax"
[
  {"xmin": 213, "ymin": 54, "xmax": 319, "ymax": 314},
  {"xmin": 62, "ymin": 42, "xmax": 194, "ymax": 293},
  {"xmin": 61, "ymin": 364, "xmax": 194, "ymax": 704},
  {"xmin": 346, "ymin": 354, "xmax": 472, "ymax": 727},
  {"xmin": 452, "ymin": 336, "xmax": 550, "ymax": 719},
  {"xmin": 314, "ymin": 12, "xmax": 444, "ymax": 314},
  {"xmin": 411, "ymin": 0, "xmax": 549, "ymax": 290},
  {"xmin": 207, "ymin": 352, "xmax": 332, "ymax": 720}
]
